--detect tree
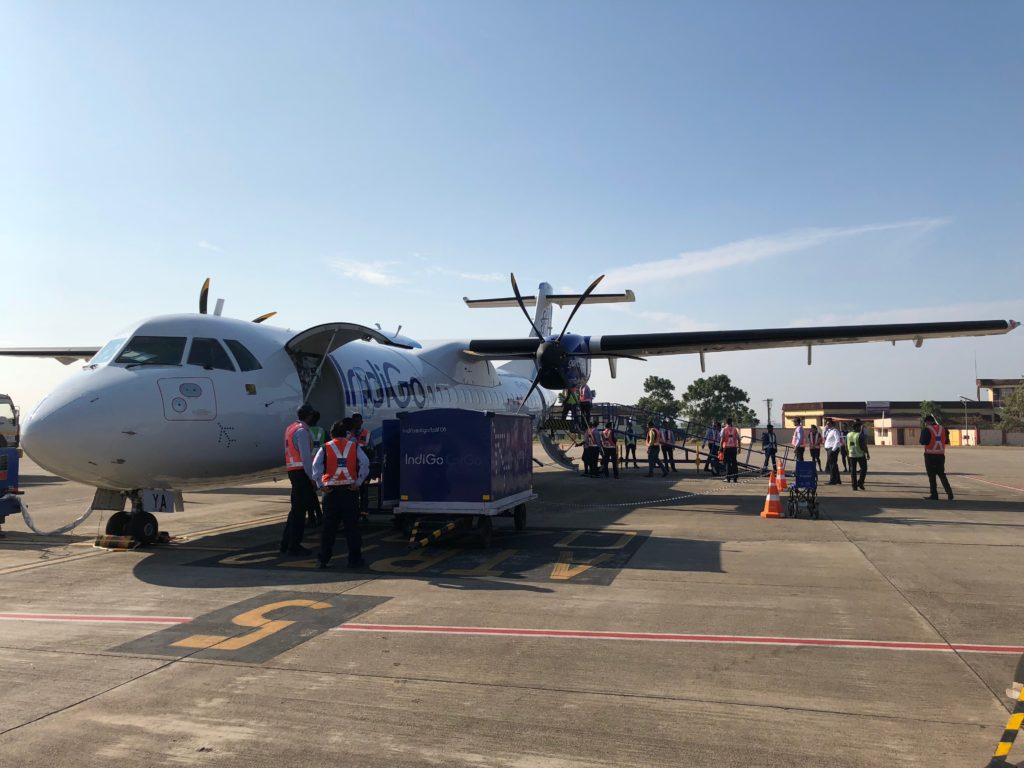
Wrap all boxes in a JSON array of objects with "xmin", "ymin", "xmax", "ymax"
[
  {"xmin": 999, "ymin": 386, "xmax": 1024, "ymax": 431},
  {"xmin": 635, "ymin": 375, "xmax": 681, "ymax": 419},
  {"xmin": 920, "ymin": 400, "xmax": 947, "ymax": 425},
  {"xmin": 678, "ymin": 374, "xmax": 759, "ymax": 428}
]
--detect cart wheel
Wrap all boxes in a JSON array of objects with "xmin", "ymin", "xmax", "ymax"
[
  {"xmin": 786, "ymin": 497, "xmax": 797, "ymax": 518},
  {"xmin": 105, "ymin": 511, "xmax": 129, "ymax": 536},
  {"xmin": 474, "ymin": 515, "xmax": 493, "ymax": 548},
  {"xmin": 513, "ymin": 504, "xmax": 527, "ymax": 531}
]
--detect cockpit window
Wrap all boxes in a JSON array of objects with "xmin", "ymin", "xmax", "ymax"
[
  {"xmin": 115, "ymin": 336, "xmax": 187, "ymax": 366},
  {"xmin": 89, "ymin": 338, "xmax": 125, "ymax": 366},
  {"xmin": 187, "ymin": 338, "xmax": 236, "ymax": 371},
  {"xmin": 225, "ymin": 339, "xmax": 262, "ymax": 372}
]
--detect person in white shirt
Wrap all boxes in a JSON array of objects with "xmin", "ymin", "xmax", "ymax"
[
  {"xmin": 791, "ymin": 418, "xmax": 806, "ymax": 462},
  {"xmin": 823, "ymin": 419, "xmax": 843, "ymax": 485},
  {"xmin": 312, "ymin": 417, "xmax": 370, "ymax": 569}
]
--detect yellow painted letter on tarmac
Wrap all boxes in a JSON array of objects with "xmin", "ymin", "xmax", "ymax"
[
  {"xmin": 445, "ymin": 549, "xmax": 518, "ymax": 577},
  {"xmin": 171, "ymin": 599, "xmax": 332, "ymax": 651},
  {"xmin": 550, "ymin": 551, "xmax": 614, "ymax": 580},
  {"xmin": 370, "ymin": 548, "xmax": 463, "ymax": 573}
]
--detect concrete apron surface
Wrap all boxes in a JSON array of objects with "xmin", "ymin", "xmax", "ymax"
[{"xmin": 0, "ymin": 445, "xmax": 1022, "ymax": 768}]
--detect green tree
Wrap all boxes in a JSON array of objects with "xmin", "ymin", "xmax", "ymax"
[
  {"xmin": 635, "ymin": 375, "xmax": 681, "ymax": 419},
  {"xmin": 998, "ymin": 386, "xmax": 1024, "ymax": 431},
  {"xmin": 678, "ymin": 374, "xmax": 759, "ymax": 427},
  {"xmin": 920, "ymin": 400, "xmax": 947, "ymax": 425}
]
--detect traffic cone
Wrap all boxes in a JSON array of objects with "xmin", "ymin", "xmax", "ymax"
[
  {"xmin": 775, "ymin": 457, "xmax": 788, "ymax": 491},
  {"xmin": 761, "ymin": 473, "xmax": 783, "ymax": 518}
]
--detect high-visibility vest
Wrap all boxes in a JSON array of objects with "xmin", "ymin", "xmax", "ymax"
[
  {"xmin": 321, "ymin": 438, "xmax": 358, "ymax": 487},
  {"xmin": 924, "ymin": 424, "xmax": 946, "ymax": 455},
  {"xmin": 578, "ymin": 385, "xmax": 593, "ymax": 403},
  {"xmin": 601, "ymin": 428, "xmax": 616, "ymax": 449},
  {"xmin": 309, "ymin": 425, "xmax": 326, "ymax": 451},
  {"xmin": 564, "ymin": 389, "xmax": 579, "ymax": 405},
  {"xmin": 625, "ymin": 430, "xmax": 637, "ymax": 446},
  {"xmin": 808, "ymin": 431, "xmax": 823, "ymax": 448},
  {"xmin": 284, "ymin": 421, "xmax": 309, "ymax": 470},
  {"xmin": 646, "ymin": 427, "xmax": 660, "ymax": 447},
  {"xmin": 846, "ymin": 430, "xmax": 865, "ymax": 458},
  {"xmin": 721, "ymin": 425, "xmax": 740, "ymax": 448},
  {"xmin": 584, "ymin": 427, "xmax": 598, "ymax": 447},
  {"xmin": 792, "ymin": 426, "xmax": 805, "ymax": 447},
  {"xmin": 349, "ymin": 427, "xmax": 370, "ymax": 447}
]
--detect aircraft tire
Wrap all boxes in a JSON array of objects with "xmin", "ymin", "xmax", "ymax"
[
  {"xmin": 128, "ymin": 511, "xmax": 159, "ymax": 546},
  {"xmin": 105, "ymin": 511, "xmax": 129, "ymax": 536},
  {"xmin": 513, "ymin": 504, "xmax": 527, "ymax": 531}
]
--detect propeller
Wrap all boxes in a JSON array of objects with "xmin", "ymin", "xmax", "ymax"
[
  {"xmin": 199, "ymin": 278, "xmax": 210, "ymax": 314},
  {"xmin": 556, "ymin": 274, "xmax": 604, "ymax": 341},
  {"xmin": 252, "ymin": 312, "xmax": 277, "ymax": 324},
  {"xmin": 510, "ymin": 273, "xmax": 544, "ymax": 338}
]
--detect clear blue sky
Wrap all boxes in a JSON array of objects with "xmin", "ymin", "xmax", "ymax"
[{"xmin": 2, "ymin": 1, "xmax": 1022, "ymax": 419}]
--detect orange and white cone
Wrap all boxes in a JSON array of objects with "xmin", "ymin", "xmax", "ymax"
[
  {"xmin": 761, "ymin": 473, "xmax": 783, "ymax": 518},
  {"xmin": 775, "ymin": 457, "xmax": 788, "ymax": 491}
]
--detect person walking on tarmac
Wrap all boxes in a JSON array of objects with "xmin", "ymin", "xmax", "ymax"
[
  {"xmin": 702, "ymin": 422, "xmax": 721, "ymax": 475},
  {"xmin": 720, "ymin": 417, "xmax": 741, "ymax": 483},
  {"xmin": 791, "ymin": 418, "xmax": 806, "ymax": 462},
  {"xmin": 582, "ymin": 420, "xmax": 601, "ymax": 477},
  {"xmin": 306, "ymin": 411, "xmax": 327, "ymax": 527},
  {"xmin": 645, "ymin": 420, "xmax": 668, "ymax": 477},
  {"xmin": 660, "ymin": 422, "xmax": 677, "ymax": 472},
  {"xmin": 823, "ymin": 419, "xmax": 843, "ymax": 485},
  {"xmin": 808, "ymin": 424, "xmax": 824, "ymax": 471},
  {"xmin": 281, "ymin": 404, "xmax": 317, "ymax": 556},
  {"xmin": 920, "ymin": 414, "xmax": 954, "ymax": 500},
  {"xmin": 349, "ymin": 413, "xmax": 372, "ymax": 516},
  {"xmin": 313, "ymin": 418, "xmax": 369, "ymax": 569},
  {"xmin": 846, "ymin": 419, "xmax": 870, "ymax": 490},
  {"xmin": 761, "ymin": 424, "xmax": 778, "ymax": 474},
  {"xmin": 623, "ymin": 421, "xmax": 639, "ymax": 468},
  {"xmin": 600, "ymin": 422, "xmax": 620, "ymax": 478},
  {"xmin": 578, "ymin": 383, "xmax": 594, "ymax": 427}
]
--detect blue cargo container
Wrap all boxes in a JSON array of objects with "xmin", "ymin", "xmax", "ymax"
[{"xmin": 396, "ymin": 409, "xmax": 535, "ymax": 533}]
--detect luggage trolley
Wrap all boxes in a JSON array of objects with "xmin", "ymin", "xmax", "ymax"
[{"xmin": 786, "ymin": 460, "xmax": 819, "ymax": 519}]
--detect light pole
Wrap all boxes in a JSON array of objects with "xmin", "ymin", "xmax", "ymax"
[
  {"xmin": 958, "ymin": 395, "xmax": 972, "ymax": 446},
  {"xmin": 763, "ymin": 398, "xmax": 773, "ymax": 426}
]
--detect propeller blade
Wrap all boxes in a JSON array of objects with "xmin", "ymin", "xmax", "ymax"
[
  {"xmin": 557, "ymin": 274, "xmax": 605, "ymax": 341},
  {"xmin": 510, "ymin": 273, "xmax": 544, "ymax": 338},
  {"xmin": 199, "ymin": 278, "xmax": 210, "ymax": 315},
  {"xmin": 252, "ymin": 312, "xmax": 277, "ymax": 324},
  {"xmin": 516, "ymin": 373, "xmax": 543, "ymax": 415}
]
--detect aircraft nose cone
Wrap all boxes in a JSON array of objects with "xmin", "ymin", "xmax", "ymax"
[{"xmin": 20, "ymin": 392, "xmax": 95, "ymax": 483}]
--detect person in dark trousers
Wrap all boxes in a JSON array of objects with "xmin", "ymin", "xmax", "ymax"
[
  {"xmin": 846, "ymin": 419, "xmax": 869, "ymax": 490},
  {"xmin": 313, "ymin": 418, "xmax": 370, "ymax": 569},
  {"xmin": 349, "ymin": 413, "xmax": 372, "ymax": 515},
  {"xmin": 720, "ymin": 417, "xmax": 741, "ymax": 483},
  {"xmin": 578, "ymin": 383, "xmax": 594, "ymax": 427},
  {"xmin": 791, "ymin": 417, "xmax": 806, "ymax": 462},
  {"xmin": 600, "ymin": 422, "xmax": 620, "ymax": 478},
  {"xmin": 808, "ymin": 424, "xmax": 823, "ymax": 471},
  {"xmin": 761, "ymin": 424, "xmax": 778, "ymax": 474},
  {"xmin": 305, "ymin": 411, "xmax": 325, "ymax": 527},
  {"xmin": 660, "ymin": 422, "xmax": 678, "ymax": 472},
  {"xmin": 623, "ymin": 422, "xmax": 639, "ymax": 468},
  {"xmin": 839, "ymin": 425, "xmax": 850, "ymax": 471},
  {"xmin": 582, "ymin": 421, "xmax": 601, "ymax": 477},
  {"xmin": 645, "ymin": 421, "xmax": 668, "ymax": 477},
  {"xmin": 823, "ymin": 419, "xmax": 843, "ymax": 485},
  {"xmin": 281, "ymin": 403, "xmax": 317, "ymax": 555},
  {"xmin": 702, "ymin": 422, "xmax": 721, "ymax": 475},
  {"xmin": 920, "ymin": 414, "xmax": 954, "ymax": 500}
]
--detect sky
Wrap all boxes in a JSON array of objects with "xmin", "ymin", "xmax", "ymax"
[{"xmin": 1, "ymin": 1, "xmax": 1022, "ymax": 423}]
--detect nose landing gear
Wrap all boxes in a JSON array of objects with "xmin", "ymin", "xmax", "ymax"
[{"xmin": 98, "ymin": 493, "xmax": 162, "ymax": 547}]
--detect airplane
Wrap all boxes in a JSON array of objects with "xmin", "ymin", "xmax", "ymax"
[{"xmin": 0, "ymin": 275, "xmax": 1017, "ymax": 543}]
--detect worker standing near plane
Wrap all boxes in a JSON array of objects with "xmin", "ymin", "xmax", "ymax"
[
  {"xmin": 702, "ymin": 422, "xmax": 721, "ymax": 475},
  {"xmin": 306, "ymin": 410, "xmax": 326, "ymax": 528},
  {"xmin": 823, "ymin": 419, "xmax": 843, "ymax": 485},
  {"xmin": 562, "ymin": 387, "xmax": 579, "ymax": 426},
  {"xmin": 720, "ymin": 417, "xmax": 741, "ymax": 483},
  {"xmin": 920, "ymin": 414, "xmax": 954, "ymax": 500},
  {"xmin": 600, "ymin": 421, "xmax": 619, "ymax": 478},
  {"xmin": 645, "ymin": 420, "xmax": 668, "ymax": 477},
  {"xmin": 660, "ymin": 422, "xmax": 677, "ymax": 472},
  {"xmin": 281, "ymin": 404, "xmax": 317, "ymax": 556},
  {"xmin": 582, "ymin": 420, "xmax": 600, "ymax": 477},
  {"xmin": 791, "ymin": 417, "xmax": 806, "ymax": 462},
  {"xmin": 578, "ymin": 383, "xmax": 594, "ymax": 427},
  {"xmin": 313, "ymin": 418, "xmax": 369, "ymax": 569},
  {"xmin": 349, "ymin": 413, "xmax": 372, "ymax": 517},
  {"xmin": 623, "ymin": 421, "xmax": 639, "ymax": 468},
  {"xmin": 761, "ymin": 424, "xmax": 778, "ymax": 474},
  {"xmin": 808, "ymin": 424, "xmax": 824, "ymax": 471},
  {"xmin": 846, "ymin": 418, "xmax": 869, "ymax": 490}
]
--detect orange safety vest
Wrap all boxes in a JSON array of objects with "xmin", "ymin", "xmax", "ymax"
[
  {"xmin": 578, "ymin": 385, "xmax": 593, "ymax": 403},
  {"xmin": 284, "ymin": 421, "xmax": 309, "ymax": 470},
  {"xmin": 321, "ymin": 438, "xmax": 359, "ymax": 487},
  {"xmin": 601, "ymin": 428, "xmax": 616, "ymax": 449},
  {"xmin": 808, "ymin": 431, "xmax": 823, "ymax": 448},
  {"xmin": 583, "ymin": 427, "xmax": 598, "ymax": 447},
  {"xmin": 924, "ymin": 424, "xmax": 946, "ymax": 455},
  {"xmin": 646, "ymin": 427, "xmax": 660, "ymax": 447},
  {"xmin": 721, "ymin": 425, "xmax": 740, "ymax": 448},
  {"xmin": 349, "ymin": 427, "xmax": 370, "ymax": 447}
]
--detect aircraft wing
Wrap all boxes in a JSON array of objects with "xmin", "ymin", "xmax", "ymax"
[
  {"xmin": 467, "ymin": 319, "xmax": 1019, "ymax": 359},
  {"xmin": 0, "ymin": 347, "xmax": 101, "ymax": 365}
]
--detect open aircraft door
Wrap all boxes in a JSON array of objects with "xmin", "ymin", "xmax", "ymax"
[{"xmin": 285, "ymin": 323, "xmax": 412, "ymax": 422}]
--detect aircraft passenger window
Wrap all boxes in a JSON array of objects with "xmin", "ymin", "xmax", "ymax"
[
  {"xmin": 115, "ymin": 336, "xmax": 187, "ymax": 366},
  {"xmin": 225, "ymin": 339, "xmax": 263, "ymax": 372},
  {"xmin": 187, "ymin": 338, "xmax": 236, "ymax": 371},
  {"xmin": 89, "ymin": 338, "xmax": 125, "ymax": 366}
]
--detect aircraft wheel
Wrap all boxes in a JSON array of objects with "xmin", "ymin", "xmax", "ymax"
[
  {"xmin": 128, "ymin": 512, "xmax": 159, "ymax": 546},
  {"xmin": 474, "ymin": 515, "xmax": 493, "ymax": 548},
  {"xmin": 105, "ymin": 511, "xmax": 129, "ymax": 535},
  {"xmin": 513, "ymin": 504, "xmax": 527, "ymax": 531}
]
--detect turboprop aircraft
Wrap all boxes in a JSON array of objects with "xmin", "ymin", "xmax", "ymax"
[{"xmin": 0, "ymin": 275, "xmax": 1017, "ymax": 542}]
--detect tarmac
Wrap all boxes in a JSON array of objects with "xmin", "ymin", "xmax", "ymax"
[{"xmin": 1, "ymin": 445, "xmax": 1022, "ymax": 767}]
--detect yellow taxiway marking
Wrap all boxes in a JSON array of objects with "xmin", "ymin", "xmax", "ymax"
[{"xmin": 172, "ymin": 599, "xmax": 332, "ymax": 651}]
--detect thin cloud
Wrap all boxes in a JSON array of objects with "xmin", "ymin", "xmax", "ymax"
[
  {"xmin": 328, "ymin": 259, "xmax": 405, "ymax": 287},
  {"xmin": 427, "ymin": 266, "xmax": 505, "ymax": 282},
  {"xmin": 196, "ymin": 240, "xmax": 224, "ymax": 253},
  {"xmin": 603, "ymin": 218, "xmax": 948, "ymax": 287}
]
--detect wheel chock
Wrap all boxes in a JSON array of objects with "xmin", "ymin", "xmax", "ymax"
[
  {"xmin": 94, "ymin": 534, "xmax": 140, "ymax": 550},
  {"xmin": 985, "ymin": 685, "xmax": 1024, "ymax": 767}
]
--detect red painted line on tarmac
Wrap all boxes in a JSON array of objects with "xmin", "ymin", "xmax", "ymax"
[
  {"xmin": 0, "ymin": 612, "xmax": 190, "ymax": 624},
  {"xmin": 334, "ymin": 624, "xmax": 1024, "ymax": 655}
]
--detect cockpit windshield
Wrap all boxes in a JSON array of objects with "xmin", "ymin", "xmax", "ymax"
[
  {"xmin": 115, "ymin": 336, "xmax": 187, "ymax": 366},
  {"xmin": 88, "ymin": 338, "xmax": 126, "ymax": 366}
]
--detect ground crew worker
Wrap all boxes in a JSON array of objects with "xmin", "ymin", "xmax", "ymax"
[
  {"xmin": 702, "ymin": 422, "xmax": 721, "ymax": 475},
  {"xmin": 761, "ymin": 424, "xmax": 778, "ymax": 474},
  {"xmin": 920, "ymin": 414, "xmax": 954, "ymax": 500},
  {"xmin": 623, "ymin": 421, "xmax": 639, "ymax": 468},
  {"xmin": 808, "ymin": 424, "xmax": 823, "ymax": 471},
  {"xmin": 645, "ymin": 420, "xmax": 667, "ymax": 477},
  {"xmin": 791, "ymin": 418, "xmax": 806, "ymax": 462},
  {"xmin": 823, "ymin": 418, "xmax": 843, "ymax": 485},
  {"xmin": 720, "ymin": 417, "xmax": 741, "ymax": 483},
  {"xmin": 600, "ymin": 422, "xmax": 619, "ymax": 478},
  {"xmin": 582, "ymin": 420, "xmax": 600, "ymax": 477},
  {"xmin": 306, "ymin": 411, "xmax": 326, "ymax": 528},
  {"xmin": 846, "ymin": 419, "xmax": 869, "ymax": 490},
  {"xmin": 562, "ymin": 387, "xmax": 579, "ymax": 426},
  {"xmin": 281, "ymin": 403, "xmax": 317, "ymax": 556},
  {"xmin": 578, "ymin": 383, "xmax": 594, "ymax": 426},
  {"xmin": 660, "ymin": 422, "xmax": 677, "ymax": 472},
  {"xmin": 349, "ymin": 413, "xmax": 372, "ymax": 515},
  {"xmin": 313, "ymin": 418, "xmax": 369, "ymax": 569}
]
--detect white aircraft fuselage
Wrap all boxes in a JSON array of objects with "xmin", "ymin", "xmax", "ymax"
[{"xmin": 20, "ymin": 313, "xmax": 548, "ymax": 492}]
